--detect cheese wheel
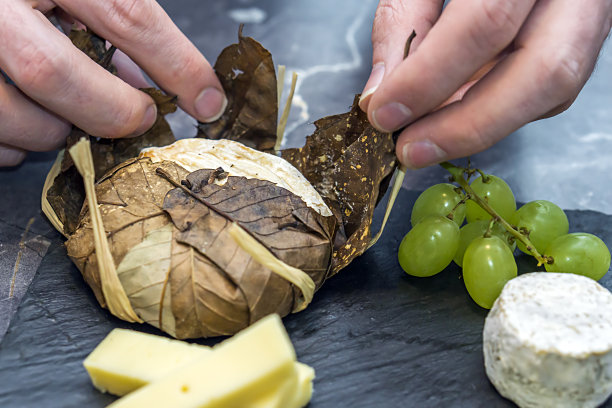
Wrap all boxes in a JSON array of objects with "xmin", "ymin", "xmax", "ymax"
[{"xmin": 483, "ymin": 272, "xmax": 612, "ymax": 408}]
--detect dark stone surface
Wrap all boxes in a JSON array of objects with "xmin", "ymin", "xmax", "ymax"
[
  {"xmin": 0, "ymin": 189, "xmax": 611, "ymax": 407},
  {"xmin": 1, "ymin": 0, "xmax": 612, "ymax": 407}
]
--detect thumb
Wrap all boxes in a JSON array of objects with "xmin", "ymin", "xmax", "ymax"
[{"xmin": 359, "ymin": 0, "xmax": 443, "ymax": 112}]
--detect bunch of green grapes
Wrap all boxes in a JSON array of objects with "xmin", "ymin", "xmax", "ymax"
[{"xmin": 398, "ymin": 165, "xmax": 611, "ymax": 309}]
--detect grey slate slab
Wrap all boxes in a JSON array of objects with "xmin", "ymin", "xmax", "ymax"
[{"xmin": 0, "ymin": 189, "xmax": 610, "ymax": 407}]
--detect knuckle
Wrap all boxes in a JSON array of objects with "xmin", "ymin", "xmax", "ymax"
[
  {"xmin": 465, "ymin": 115, "xmax": 496, "ymax": 153},
  {"xmin": 372, "ymin": 1, "xmax": 401, "ymax": 42},
  {"xmin": 472, "ymin": 0, "xmax": 521, "ymax": 51},
  {"xmin": 104, "ymin": 0, "xmax": 155, "ymax": 41},
  {"xmin": 14, "ymin": 44, "xmax": 65, "ymax": 91},
  {"xmin": 539, "ymin": 46, "xmax": 586, "ymax": 100},
  {"xmin": 167, "ymin": 52, "xmax": 202, "ymax": 87}
]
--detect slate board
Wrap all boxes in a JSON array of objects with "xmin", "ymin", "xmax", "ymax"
[{"xmin": 0, "ymin": 188, "xmax": 611, "ymax": 408}]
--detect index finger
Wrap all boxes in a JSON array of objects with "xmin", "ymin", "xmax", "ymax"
[
  {"xmin": 366, "ymin": 0, "xmax": 536, "ymax": 132},
  {"xmin": 55, "ymin": 0, "xmax": 227, "ymax": 123}
]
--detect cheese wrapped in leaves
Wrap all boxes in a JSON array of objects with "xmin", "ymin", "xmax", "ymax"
[{"xmin": 42, "ymin": 28, "xmax": 396, "ymax": 338}]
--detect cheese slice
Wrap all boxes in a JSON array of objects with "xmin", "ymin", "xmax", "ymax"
[
  {"xmin": 84, "ymin": 329, "xmax": 210, "ymax": 396},
  {"xmin": 483, "ymin": 272, "xmax": 612, "ymax": 408},
  {"xmin": 84, "ymin": 327, "xmax": 314, "ymax": 406},
  {"xmin": 107, "ymin": 314, "xmax": 300, "ymax": 408},
  {"xmin": 251, "ymin": 363, "xmax": 315, "ymax": 408}
]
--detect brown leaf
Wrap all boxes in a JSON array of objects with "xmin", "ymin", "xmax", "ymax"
[
  {"xmin": 196, "ymin": 26, "xmax": 277, "ymax": 152},
  {"xmin": 282, "ymin": 96, "xmax": 397, "ymax": 274},
  {"xmin": 66, "ymin": 159, "xmax": 188, "ymax": 309},
  {"xmin": 66, "ymin": 158, "xmax": 334, "ymax": 339},
  {"xmin": 169, "ymin": 238, "xmax": 249, "ymax": 338},
  {"xmin": 162, "ymin": 169, "xmax": 334, "ymax": 334}
]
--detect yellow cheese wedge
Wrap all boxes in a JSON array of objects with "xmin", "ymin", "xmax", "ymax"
[
  {"xmin": 107, "ymin": 314, "xmax": 301, "ymax": 408},
  {"xmin": 83, "ymin": 325, "xmax": 315, "ymax": 407},
  {"xmin": 251, "ymin": 363, "xmax": 315, "ymax": 408},
  {"xmin": 84, "ymin": 329, "xmax": 210, "ymax": 396}
]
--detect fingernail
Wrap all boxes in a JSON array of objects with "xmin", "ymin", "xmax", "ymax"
[
  {"xmin": 195, "ymin": 87, "xmax": 227, "ymax": 122},
  {"xmin": 359, "ymin": 63, "xmax": 385, "ymax": 110},
  {"xmin": 129, "ymin": 104, "xmax": 157, "ymax": 137},
  {"xmin": 401, "ymin": 140, "xmax": 447, "ymax": 169},
  {"xmin": 372, "ymin": 102, "xmax": 413, "ymax": 132}
]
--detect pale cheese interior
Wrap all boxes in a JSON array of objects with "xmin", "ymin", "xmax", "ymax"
[{"xmin": 140, "ymin": 139, "xmax": 332, "ymax": 217}]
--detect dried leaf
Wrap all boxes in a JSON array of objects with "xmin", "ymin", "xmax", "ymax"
[
  {"xmin": 162, "ymin": 169, "xmax": 334, "ymax": 335},
  {"xmin": 169, "ymin": 238, "xmax": 249, "ymax": 338},
  {"xmin": 68, "ymin": 138, "xmax": 141, "ymax": 323},
  {"xmin": 116, "ymin": 224, "xmax": 176, "ymax": 336},
  {"xmin": 65, "ymin": 157, "xmax": 334, "ymax": 339},
  {"xmin": 66, "ymin": 159, "xmax": 188, "ymax": 309},
  {"xmin": 197, "ymin": 26, "xmax": 277, "ymax": 152},
  {"xmin": 282, "ymin": 96, "xmax": 397, "ymax": 274}
]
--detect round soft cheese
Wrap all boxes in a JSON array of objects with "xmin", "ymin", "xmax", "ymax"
[
  {"xmin": 140, "ymin": 138, "xmax": 332, "ymax": 217},
  {"xmin": 483, "ymin": 272, "xmax": 612, "ymax": 408}
]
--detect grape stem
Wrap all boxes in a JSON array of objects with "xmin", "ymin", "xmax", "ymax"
[
  {"xmin": 484, "ymin": 219, "xmax": 495, "ymax": 238},
  {"xmin": 440, "ymin": 161, "xmax": 548, "ymax": 266},
  {"xmin": 447, "ymin": 194, "xmax": 469, "ymax": 221}
]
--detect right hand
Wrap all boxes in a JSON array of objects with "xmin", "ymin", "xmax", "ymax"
[
  {"xmin": 0, "ymin": 0, "xmax": 227, "ymax": 167},
  {"xmin": 360, "ymin": 0, "xmax": 612, "ymax": 169}
]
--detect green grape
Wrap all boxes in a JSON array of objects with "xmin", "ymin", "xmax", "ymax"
[
  {"xmin": 411, "ymin": 183, "xmax": 466, "ymax": 227},
  {"xmin": 453, "ymin": 220, "xmax": 516, "ymax": 267},
  {"xmin": 511, "ymin": 200, "xmax": 569, "ymax": 254},
  {"xmin": 398, "ymin": 215, "xmax": 460, "ymax": 277},
  {"xmin": 544, "ymin": 233, "xmax": 611, "ymax": 280},
  {"xmin": 462, "ymin": 236, "xmax": 517, "ymax": 309},
  {"xmin": 465, "ymin": 175, "xmax": 516, "ymax": 223}
]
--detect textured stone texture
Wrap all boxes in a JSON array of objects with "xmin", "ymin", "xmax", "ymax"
[{"xmin": 0, "ymin": 189, "xmax": 610, "ymax": 407}]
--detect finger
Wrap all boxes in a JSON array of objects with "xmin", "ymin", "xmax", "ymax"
[
  {"xmin": 0, "ymin": 79, "xmax": 70, "ymax": 151},
  {"xmin": 367, "ymin": 0, "xmax": 536, "ymax": 132},
  {"xmin": 112, "ymin": 49, "xmax": 150, "ymax": 89},
  {"xmin": 0, "ymin": 144, "xmax": 27, "ymax": 168},
  {"xmin": 436, "ymin": 56, "xmax": 502, "ymax": 110},
  {"xmin": 0, "ymin": 2, "xmax": 157, "ymax": 138},
  {"xmin": 395, "ymin": 0, "xmax": 609, "ymax": 168},
  {"xmin": 359, "ymin": 0, "xmax": 444, "ymax": 112},
  {"xmin": 55, "ymin": 0, "xmax": 227, "ymax": 123},
  {"xmin": 27, "ymin": 0, "xmax": 56, "ymax": 13}
]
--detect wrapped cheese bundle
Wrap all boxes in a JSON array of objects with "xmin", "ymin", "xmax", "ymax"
[{"xmin": 42, "ymin": 28, "xmax": 396, "ymax": 338}]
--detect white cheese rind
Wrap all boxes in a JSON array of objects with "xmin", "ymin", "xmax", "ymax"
[
  {"xmin": 140, "ymin": 139, "xmax": 332, "ymax": 217},
  {"xmin": 483, "ymin": 272, "xmax": 612, "ymax": 408}
]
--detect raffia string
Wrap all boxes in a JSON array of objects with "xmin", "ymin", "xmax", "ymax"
[
  {"xmin": 275, "ymin": 71, "xmax": 298, "ymax": 152},
  {"xmin": 276, "ymin": 64, "xmax": 286, "ymax": 107},
  {"xmin": 41, "ymin": 149, "xmax": 67, "ymax": 237},
  {"xmin": 69, "ymin": 138, "xmax": 142, "ymax": 323},
  {"xmin": 228, "ymin": 222, "xmax": 315, "ymax": 312},
  {"xmin": 367, "ymin": 165, "xmax": 407, "ymax": 249}
]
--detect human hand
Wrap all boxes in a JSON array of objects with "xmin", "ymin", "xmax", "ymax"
[
  {"xmin": 0, "ymin": 0, "xmax": 226, "ymax": 167},
  {"xmin": 359, "ymin": 0, "xmax": 612, "ymax": 169}
]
